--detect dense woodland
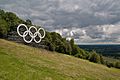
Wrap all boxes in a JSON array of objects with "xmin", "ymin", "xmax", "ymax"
[
  {"xmin": 78, "ymin": 45, "xmax": 120, "ymax": 59},
  {"xmin": 0, "ymin": 9, "xmax": 120, "ymax": 69}
]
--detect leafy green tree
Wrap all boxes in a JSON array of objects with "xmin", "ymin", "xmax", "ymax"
[
  {"xmin": 25, "ymin": 19, "xmax": 32, "ymax": 25},
  {"xmin": 5, "ymin": 12, "xmax": 19, "ymax": 25},
  {"xmin": 100, "ymin": 55, "xmax": 105, "ymax": 64},
  {"xmin": 0, "ymin": 10, "xmax": 25, "ymax": 38},
  {"xmin": 89, "ymin": 51, "xmax": 100, "ymax": 63},
  {"xmin": 85, "ymin": 51, "xmax": 91, "ymax": 60},
  {"xmin": 105, "ymin": 61, "xmax": 114, "ymax": 68},
  {"xmin": 49, "ymin": 42, "xmax": 55, "ymax": 51},
  {"xmin": 66, "ymin": 42, "xmax": 72, "ymax": 55},
  {"xmin": 75, "ymin": 52, "xmax": 83, "ymax": 58},
  {"xmin": 70, "ymin": 39, "xmax": 77, "ymax": 55},
  {"xmin": 115, "ymin": 62, "xmax": 120, "ymax": 69},
  {"xmin": 0, "ymin": 9, "xmax": 5, "ymax": 18},
  {"xmin": 70, "ymin": 38, "xmax": 74, "ymax": 48},
  {"xmin": 71, "ymin": 45, "xmax": 80, "ymax": 56},
  {"xmin": 0, "ymin": 19, "xmax": 8, "ymax": 38}
]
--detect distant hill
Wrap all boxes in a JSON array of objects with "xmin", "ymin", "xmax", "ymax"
[
  {"xmin": 0, "ymin": 39, "xmax": 120, "ymax": 80},
  {"xmin": 78, "ymin": 45, "xmax": 120, "ymax": 59}
]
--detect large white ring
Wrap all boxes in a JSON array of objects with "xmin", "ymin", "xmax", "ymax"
[
  {"xmin": 38, "ymin": 28, "xmax": 46, "ymax": 38},
  {"xmin": 17, "ymin": 24, "xmax": 28, "ymax": 37},
  {"xmin": 17, "ymin": 24, "xmax": 45, "ymax": 43},
  {"xmin": 23, "ymin": 30, "xmax": 33, "ymax": 43},
  {"xmin": 34, "ymin": 32, "xmax": 42, "ymax": 43}
]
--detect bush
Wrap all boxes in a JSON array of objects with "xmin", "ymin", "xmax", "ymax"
[
  {"xmin": 115, "ymin": 62, "xmax": 120, "ymax": 69},
  {"xmin": 49, "ymin": 43, "xmax": 55, "ymax": 51},
  {"xmin": 100, "ymin": 55, "xmax": 105, "ymax": 64},
  {"xmin": 105, "ymin": 61, "xmax": 113, "ymax": 68},
  {"xmin": 0, "ymin": 19, "xmax": 8, "ymax": 38},
  {"xmin": 89, "ymin": 51, "xmax": 100, "ymax": 63}
]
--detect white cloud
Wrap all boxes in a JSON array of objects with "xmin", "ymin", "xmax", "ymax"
[
  {"xmin": 0, "ymin": 0, "xmax": 120, "ymax": 43},
  {"xmin": 53, "ymin": 24, "xmax": 120, "ymax": 43}
]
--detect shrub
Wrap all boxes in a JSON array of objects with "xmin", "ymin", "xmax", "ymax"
[
  {"xmin": 100, "ymin": 55, "xmax": 105, "ymax": 64},
  {"xmin": 115, "ymin": 62, "xmax": 120, "ymax": 69},
  {"xmin": 89, "ymin": 51, "xmax": 100, "ymax": 63}
]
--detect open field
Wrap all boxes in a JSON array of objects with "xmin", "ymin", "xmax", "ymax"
[{"xmin": 0, "ymin": 39, "xmax": 120, "ymax": 80}]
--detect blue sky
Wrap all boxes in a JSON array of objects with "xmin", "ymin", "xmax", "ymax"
[{"xmin": 0, "ymin": 0, "xmax": 120, "ymax": 44}]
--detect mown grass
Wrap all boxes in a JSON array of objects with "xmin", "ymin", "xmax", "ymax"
[{"xmin": 0, "ymin": 39, "xmax": 120, "ymax": 80}]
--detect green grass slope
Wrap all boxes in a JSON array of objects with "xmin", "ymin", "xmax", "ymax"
[{"xmin": 0, "ymin": 39, "xmax": 120, "ymax": 80}]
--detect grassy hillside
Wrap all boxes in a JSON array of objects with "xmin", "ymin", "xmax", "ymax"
[{"xmin": 0, "ymin": 39, "xmax": 120, "ymax": 80}]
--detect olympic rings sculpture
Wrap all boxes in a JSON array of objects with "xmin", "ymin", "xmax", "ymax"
[{"xmin": 17, "ymin": 24, "xmax": 45, "ymax": 43}]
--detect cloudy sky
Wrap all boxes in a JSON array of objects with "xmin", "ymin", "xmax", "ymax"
[{"xmin": 0, "ymin": 0, "xmax": 120, "ymax": 44}]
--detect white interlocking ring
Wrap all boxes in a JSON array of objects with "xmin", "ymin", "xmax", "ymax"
[{"xmin": 17, "ymin": 24, "xmax": 45, "ymax": 43}]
